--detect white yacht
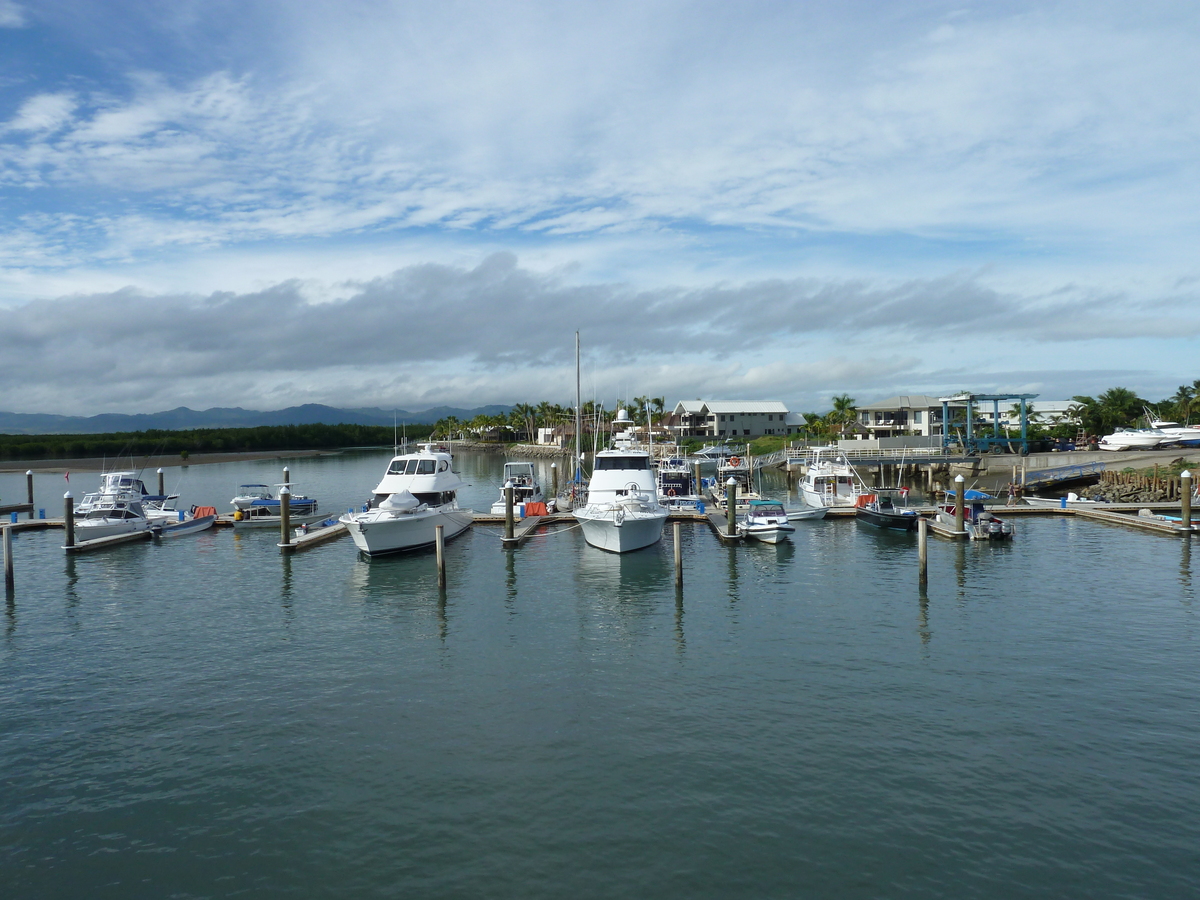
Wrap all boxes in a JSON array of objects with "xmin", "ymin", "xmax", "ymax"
[
  {"xmin": 799, "ymin": 448, "xmax": 870, "ymax": 508},
  {"xmin": 1097, "ymin": 428, "xmax": 1171, "ymax": 451},
  {"xmin": 341, "ymin": 444, "xmax": 473, "ymax": 556},
  {"xmin": 573, "ymin": 410, "xmax": 669, "ymax": 553},
  {"xmin": 75, "ymin": 471, "xmax": 151, "ymax": 515},
  {"xmin": 490, "ymin": 461, "xmax": 544, "ymax": 514}
]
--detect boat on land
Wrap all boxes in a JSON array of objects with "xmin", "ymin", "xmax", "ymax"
[
  {"xmin": 1097, "ymin": 428, "xmax": 1171, "ymax": 451},
  {"xmin": 341, "ymin": 444, "xmax": 472, "ymax": 556},
  {"xmin": 490, "ymin": 461, "xmax": 544, "ymax": 515},
  {"xmin": 1148, "ymin": 419, "xmax": 1200, "ymax": 447},
  {"xmin": 738, "ymin": 499, "xmax": 796, "ymax": 543},
  {"xmin": 799, "ymin": 448, "xmax": 870, "ymax": 509},
  {"xmin": 855, "ymin": 488, "xmax": 920, "ymax": 531},
  {"xmin": 574, "ymin": 410, "xmax": 668, "ymax": 554},
  {"xmin": 939, "ymin": 489, "xmax": 1015, "ymax": 540}
]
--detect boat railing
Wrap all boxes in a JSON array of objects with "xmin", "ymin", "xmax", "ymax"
[
  {"xmin": 786, "ymin": 446, "xmax": 948, "ymax": 462},
  {"xmin": 1022, "ymin": 461, "xmax": 1106, "ymax": 489}
]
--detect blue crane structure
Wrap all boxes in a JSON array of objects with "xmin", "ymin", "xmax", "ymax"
[{"xmin": 940, "ymin": 392, "xmax": 1039, "ymax": 455}]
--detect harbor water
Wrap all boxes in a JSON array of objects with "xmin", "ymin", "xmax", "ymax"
[{"xmin": 2, "ymin": 452, "xmax": 1198, "ymax": 897}]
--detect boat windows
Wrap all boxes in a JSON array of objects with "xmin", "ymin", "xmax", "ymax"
[
  {"xmin": 411, "ymin": 491, "xmax": 456, "ymax": 506},
  {"xmin": 438, "ymin": 460, "xmax": 449, "ymax": 472},
  {"xmin": 417, "ymin": 460, "xmax": 436, "ymax": 475},
  {"xmin": 595, "ymin": 456, "xmax": 650, "ymax": 470}
]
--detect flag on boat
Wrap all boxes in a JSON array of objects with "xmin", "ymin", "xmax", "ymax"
[{"xmin": 64, "ymin": 471, "xmax": 70, "ymax": 484}]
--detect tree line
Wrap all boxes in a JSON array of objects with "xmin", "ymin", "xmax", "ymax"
[{"xmin": 0, "ymin": 422, "xmax": 434, "ymax": 461}]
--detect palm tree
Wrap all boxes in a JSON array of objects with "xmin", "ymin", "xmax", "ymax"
[
  {"xmin": 1096, "ymin": 386, "xmax": 1144, "ymax": 432},
  {"xmin": 826, "ymin": 394, "xmax": 856, "ymax": 436},
  {"xmin": 1170, "ymin": 384, "xmax": 1195, "ymax": 423}
]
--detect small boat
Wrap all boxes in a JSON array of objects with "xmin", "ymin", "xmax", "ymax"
[
  {"xmin": 1022, "ymin": 492, "xmax": 1099, "ymax": 509},
  {"xmin": 855, "ymin": 488, "xmax": 920, "ymax": 531},
  {"xmin": 738, "ymin": 500, "xmax": 797, "ymax": 543},
  {"xmin": 490, "ymin": 461, "xmax": 544, "ymax": 515},
  {"xmin": 341, "ymin": 444, "xmax": 472, "ymax": 555},
  {"xmin": 147, "ymin": 504, "xmax": 218, "ymax": 537},
  {"xmin": 799, "ymin": 448, "xmax": 870, "ymax": 509},
  {"xmin": 786, "ymin": 506, "xmax": 829, "ymax": 521},
  {"xmin": 231, "ymin": 484, "xmax": 319, "ymax": 515},
  {"xmin": 938, "ymin": 489, "xmax": 1015, "ymax": 540},
  {"xmin": 574, "ymin": 410, "xmax": 669, "ymax": 554},
  {"xmin": 691, "ymin": 443, "xmax": 738, "ymax": 460},
  {"xmin": 74, "ymin": 491, "xmax": 151, "ymax": 542}
]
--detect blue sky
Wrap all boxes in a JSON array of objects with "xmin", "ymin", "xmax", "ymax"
[{"xmin": 1, "ymin": 0, "xmax": 1198, "ymax": 415}]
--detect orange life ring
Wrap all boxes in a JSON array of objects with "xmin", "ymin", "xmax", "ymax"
[
  {"xmin": 668, "ymin": 488, "xmax": 677, "ymax": 496},
  {"xmin": 728, "ymin": 456, "xmax": 741, "ymax": 467}
]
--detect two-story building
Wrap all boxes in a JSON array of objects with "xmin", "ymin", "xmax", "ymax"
[
  {"xmin": 667, "ymin": 401, "xmax": 792, "ymax": 438},
  {"xmin": 856, "ymin": 395, "xmax": 945, "ymax": 439}
]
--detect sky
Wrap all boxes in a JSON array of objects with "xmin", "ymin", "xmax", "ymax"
[{"xmin": 1, "ymin": 0, "xmax": 1198, "ymax": 416}]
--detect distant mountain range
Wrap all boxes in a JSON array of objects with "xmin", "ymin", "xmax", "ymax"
[{"xmin": 0, "ymin": 404, "xmax": 513, "ymax": 435}]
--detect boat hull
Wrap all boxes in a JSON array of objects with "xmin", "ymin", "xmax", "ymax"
[
  {"xmin": 343, "ymin": 506, "xmax": 473, "ymax": 556},
  {"xmin": 74, "ymin": 519, "xmax": 150, "ymax": 542},
  {"xmin": 575, "ymin": 508, "xmax": 667, "ymax": 553},
  {"xmin": 855, "ymin": 508, "xmax": 919, "ymax": 531},
  {"xmin": 741, "ymin": 523, "xmax": 796, "ymax": 543},
  {"xmin": 152, "ymin": 515, "xmax": 216, "ymax": 537}
]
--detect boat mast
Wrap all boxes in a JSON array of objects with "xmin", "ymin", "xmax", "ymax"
[{"xmin": 575, "ymin": 331, "xmax": 583, "ymax": 482}]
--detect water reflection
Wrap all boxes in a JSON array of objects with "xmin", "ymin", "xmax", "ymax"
[{"xmin": 1182, "ymin": 539, "xmax": 1193, "ymax": 603}]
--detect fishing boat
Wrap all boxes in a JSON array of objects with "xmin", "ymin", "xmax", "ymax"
[
  {"xmin": 75, "ymin": 471, "xmax": 152, "ymax": 515},
  {"xmin": 855, "ymin": 488, "xmax": 920, "ymax": 531},
  {"xmin": 490, "ymin": 461, "xmax": 544, "ymax": 514},
  {"xmin": 799, "ymin": 448, "xmax": 870, "ymax": 509},
  {"xmin": 938, "ymin": 489, "xmax": 1015, "ymax": 540},
  {"xmin": 708, "ymin": 453, "xmax": 762, "ymax": 512},
  {"xmin": 738, "ymin": 499, "xmax": 797, "ymax": 543},
  {"xmin": 574, "ymin": 410, "xmax": 669, "ymax": 554},
  {"xmin": 73, "ymin": 491, "xmax": 151, "ymax": 542},
  {"xmin": 341, "ymin": 444, "xmax": 472, "ymax": 555},
  {"xmin": 656, "ymin": 455, "xmax": 704, "ymax": 510}
]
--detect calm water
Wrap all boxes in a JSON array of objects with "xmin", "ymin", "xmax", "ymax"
[{"xmin": 2, "ymin": 452, "xmax": 1198, "ymax": 898}]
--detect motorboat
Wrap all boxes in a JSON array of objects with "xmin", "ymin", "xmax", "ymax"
[
  {"xmin": 1148, "ymin": 420, "xmax": 1200, "ymax": 447},
  {"xmin": 691, "ymin": 443, "xmax": 738, "ymax": 461},
  {"xmin": 73, "ymin": 491, "xmax": 151, "ymax": 542},
  {"xmin": 490, "ymin": 461, "xmax": 544, "ymax": 515},
  {"xmin": 146, "ymin": 503, "xmax": 218, "ymax": 537},
  {"xmin": 708, "ymin": 454, "xmax": 762, "ymax": 512},
  {"xmin": 855, "ymin": 488, "xmax": 920, "ymax": 531},
  {"xmin": 75, "ymin": 471, "xmax": 151, "ymax": 515},
  {"xmin": 231, "ymin": 483, "xmax": 319, "ymax": 514},
  {"xmin": 1022, "ymin": 492, "xmax": 1099, "ymax": 509},
  {"xmin": 786, "ymin": 506, "xmax": 829, "ymax": 521},
  {"xmin": 738, "ymin": 499, "xmax": 796, "ymax": 543},
  {"xmin": 231, "ymin": 483, "xmax": 275, "ymax": 510},
  {"xmin": 341, "ymin": 444, "xmax": 473, "ymax": 555},
  {"xmin": 1097, "ymin": 428, "xmax": 1171, "ymax": 451},
  {"xmin": 574, "ymin": 410, "xmax": 669, "ymax": 554},
  {"xmin": 799, "ymin": 448, "xmax": 870, "ymax": 508},
  {"xmin": 938, "ymin": 489, "xmax": 1015, "ymax": 540},
  {"xmin": 656, "ymin": 456, "xmax": 704, "ymax": 510}
]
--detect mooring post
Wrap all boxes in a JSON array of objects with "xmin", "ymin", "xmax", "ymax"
[
  {"xmin": 282, "ymin": 466, "xmax": 290, "ymax": 488},
  {"xmin": 3, "ymin": 525, "xmax": 13, "ymax": 592},
  {"xmin": 694, "ymin": 461, "xmax": 703, "ymax": 497},
  {"xmin": 726, "ymin": 477, "xmax": 737, "ymax": 537},
  {"xmin": 64, "ymin": 491, "xmax": 75, "ymax": 548},
  {"xmin": 674, "ymin": 521, "xmax": 683, "ymax": 588},
  {"xmin": 435, "ymin": 524, "xmax": 446, "ymax": 588},
  {"xmin": 550, "ymin": 463, "xmax": 558, "ymax": 500},
  {"xmin": 504, "ymin": 481, "xmax": 515, "ymax": 542},
  {"xmin": 954, "ymin": 474, "xmax": 965, "ymax": 534},
  {"xmin": 157, "ymin": 467, "xmax": 165, "ymax": 496},
  {"xmin": 918, "ymin": 516, "xmax": 929, "ymax": 583},
  {"xmin": 1182, "ymin": 470, "xmax": 1193, "ymax": 531},
  {"xmin": 279, "ymin": 486, "xmax": 292, "ymax": 549},
  {"xmin": 26, "ymin": 470, "xmax": 34, "ymax": 520}
]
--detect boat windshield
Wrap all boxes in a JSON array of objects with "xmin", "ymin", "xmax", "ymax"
[
  {"xmin": 595, "ymin": 456, "xmax": 650, "ymax": 470},
  {"xmin": 752, "ymin": 502, "xmax": 785, "ymax": 515},
  {"xmin": 388, "ymin": 458, "xmax": 441, "ymax": 475}
]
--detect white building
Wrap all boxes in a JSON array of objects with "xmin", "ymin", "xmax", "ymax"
[
  {"xmin": 668, "ymin": 400, "xmax": 792, "ymax": 438},
  {"xmin": 856, "ymin": 395, "xmax": 945, "ymax": 438}
]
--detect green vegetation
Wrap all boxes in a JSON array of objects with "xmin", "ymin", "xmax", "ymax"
[{"xmin": 0, "ymin": 422, "xmax": 435, "ymax": 461}]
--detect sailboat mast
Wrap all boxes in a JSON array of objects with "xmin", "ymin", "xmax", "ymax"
[{"xmin": 575, "ymin": 331, "xmax": 582, "ymax": 480}]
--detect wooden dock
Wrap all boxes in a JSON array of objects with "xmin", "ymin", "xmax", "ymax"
[
  {"xmin": 705, "ymin": 513, "xmax": 743, "ymax": 543},
  {"xmin": 1074, "ymin": 507, "xmax": 1198, "ymax": 535},
  {"xmin": 1, "ymin": 503, "xmax": 33, "ymax": 518},
  {"xmin": 280, "ymin": 521, "xmax": 348, "ymax": 553},
  {"xmin": 65, "ymin": 530, "xmax": 153, "ymax": 554}
]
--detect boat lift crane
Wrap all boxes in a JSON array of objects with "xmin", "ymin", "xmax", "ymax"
[{"xmin": 940, "ymin": 392, "xmax": 1039, "ymax": 455}]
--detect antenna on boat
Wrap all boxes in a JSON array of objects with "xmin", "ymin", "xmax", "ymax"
[
  {"xmin": 575, "ymin": 331, "xmax": 583, "ymax": 483},
  {"xmin": 393, "ymin": 410, "xmax": 398, "ymax": 456}
]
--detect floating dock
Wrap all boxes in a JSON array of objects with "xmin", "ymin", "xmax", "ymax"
[
  {"xmin": 279, "ymin": 520, "xmax": 348, "ymax": 553},
  {"xmin": 65, "ymin": 530, "xmax": 153, "ymax": 554}
]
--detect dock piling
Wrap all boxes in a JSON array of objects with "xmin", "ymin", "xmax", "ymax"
[
  {"xmin": 283, "ymin": 466, "xmax": 290, "ymax": 487},
  {"xmin": 504, "ymin": 482, "xmax": 515, "ymax": 543},
  {"xmin": 725, "ymin": 477, "xmax": 737, "ymax": 537},
  {"xmin": 674, "ymin": 522, "xmax": 683, "ymax": 589},
  {"xmin": 551, "ymin": 463, "xmax": 558, "ymax": 499},
  {"xmin": 918, "ymin": 517, "xmax": 928, "ymax": 583},
  {"xmin": 64, "ymin": 492, "xmax": 74, "ymax": 548},
  {"xmin": 279, "ymin": 487, "xmax": 292, "ymax": 549},
  {"xmin": 157, "ymin": 467, "xmax": 165, "ymax": 496},
  {"xmin": 694, "ymin": 461, "xmax": 703, "ymax": 497},
  {"xmin": 436, "ymin": 524, "xmax": 446, "ymax": 588},
  {"xmin": 3, "ymin": 525, "xmax": 12, "ymax": 592},
  {"xmin": 1183, "ymin": 471, "xmax": 1193, "ymax": 531},
  {"xmin": 26, "ymin": 471, "xmax": 33, "ymax": 520},
  {"xmin": 954, "ymin": 474, "xmax": 965, "ymax": 534}
]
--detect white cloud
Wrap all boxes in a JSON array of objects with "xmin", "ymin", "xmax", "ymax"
[
  {"xmin": 0, "ymin": 0, "xmax": 24, "ymax": 28},
  {"xmin": 5, "ymin": 92, "xmax": 75, "ymax": 132}
]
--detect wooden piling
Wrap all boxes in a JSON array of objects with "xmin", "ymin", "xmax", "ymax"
[
  {"xmin": 954, "ymin": 474, "xmax": 965, "ymax": 534},
  {"xmin": 725, "ymin": 478, "xmax": 737, "ymax": 537},
  {"xmin": 694, "ymin": 461, "xmax": 703, "ymax": 497},
  {"xmin": 26, "ymin": 471, "xmax": 34, "ymax": 520},
  {"xmin": 64, "ymin": 492, "xmax": 75, "ymax": 548},
  {"xmin": 3, "ymin": 525, "xmax": 12, "ymax": 591},
  {"xmin": 279, "ymin": 487, "xmax": 292, "ymax": 549},
  {"xmin": 1183, "ymin": 471, "xmax": 1193, "ymax": 531},
  {"xmin": 551, "ymin": 463, "xmax": 558, "ymax": 499},
  {"xmin": 504, "ymin": 482, "xmax": 515, "ymax": 542},
  {"xmin": 918, "ymin": 516, "xmax": 928, "ymax": 583},
  {"xmin": 436, "ymin": 524, "xmax": 446, "ymax": 588},
  {"xmin": 674, "ymin": 522, "xmax": 683, "ymax": 589},
  {"xmin": 157, "ymin": 467, "xmax": 165, "ymax": 496}
]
